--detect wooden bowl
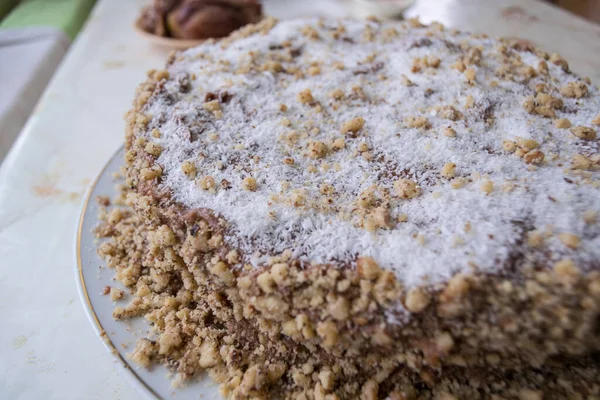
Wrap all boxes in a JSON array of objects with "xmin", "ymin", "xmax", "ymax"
[{"xmin": 134, "ymin": 20, "xmax": 206, "ymax": 50}]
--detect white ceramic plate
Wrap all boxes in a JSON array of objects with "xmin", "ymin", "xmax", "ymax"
[
  {"xmin": 74, "ymin": 146, "xmax": 222, "ymax": 400},
  {"xmin": 134, "ymin": 21, "xmax": 206, "ymax": 50}
]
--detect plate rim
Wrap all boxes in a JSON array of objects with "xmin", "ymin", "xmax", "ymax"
[{"xmin": 73, "ymin": 145, "xmax": 161, "ymax": 400}]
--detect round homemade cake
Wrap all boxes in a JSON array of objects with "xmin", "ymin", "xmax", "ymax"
[{"xmin": 105, "ymin": 16, "xmax": 600, "ymax": 399}]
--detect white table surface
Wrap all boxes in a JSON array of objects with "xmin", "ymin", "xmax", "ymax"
[{"xmin": 1, "ymin": 0, "xmax": 599, "ymax": 399}]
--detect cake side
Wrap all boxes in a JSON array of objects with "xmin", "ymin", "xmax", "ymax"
[{"xmin": 97, "ymin": 196, "xmax": 600, "ymax": 399}]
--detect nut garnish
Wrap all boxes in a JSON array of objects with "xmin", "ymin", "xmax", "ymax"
[
  {"xmin": 297, "ymin": 89, "xmax": 314, "ymax": 104},
  {"xmin": 443, "ymin": 127, "xmax": 457, "ymax": 137},
  {"xmin": 441, "ymin": 162, "xmax": 456, "ymax": 178},
  {"xmin": 557, "ymin": 232, "xmax": 580, "ymax": 249},
  {"xmin": 242, "ymin": 176, "xmax": 257, "ymax": 191},
  {"xmin": 560, "ymin": 81, "xmax": 588, "ymax": 99},
  {"xmin": 571, "ymin": 126, "xmax": 597, "ymax": 140},
  {"xmin": 394, "ymin": 179, "xmax": 420, "ymax": 199},
  {"xmin": 554, "ymin": 118, "xmax": 571, "ymax": 129},
  {"xmin": 340, "ymin": 117, "xmax": 365, "ymax": 134}
]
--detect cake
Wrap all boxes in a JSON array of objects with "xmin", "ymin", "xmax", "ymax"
[{"xmin": 97, "ymin": 17, "xmax": 600, "ymax": 399}]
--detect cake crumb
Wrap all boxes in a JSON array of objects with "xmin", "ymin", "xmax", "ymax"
[{"xmin": 109, "ymin": 287, "xmax": 124, "ymax": 301}]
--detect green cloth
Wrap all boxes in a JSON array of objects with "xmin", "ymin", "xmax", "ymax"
[
  {"xmin": 0, "ymin": 0, "xmax": 19, "ymax": 21},
  {"xmin": 0, "ymin": 0, "xmax": 96, "ymax": 39}
]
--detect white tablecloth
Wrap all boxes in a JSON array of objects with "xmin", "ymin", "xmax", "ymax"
[
  {"xmin": 1, "ymin": 0, "xmax": 599, "ymax": 399},
  {"xmin": 0, "ymin": 27, "xmax": 70, "ymax": 161}
]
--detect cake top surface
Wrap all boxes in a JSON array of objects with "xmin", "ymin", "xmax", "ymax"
[{"xmin": 139, "ymin": 17, "xmax": 600, "ymax": 287}]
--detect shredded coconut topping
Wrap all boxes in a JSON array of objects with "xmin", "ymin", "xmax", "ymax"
[{"xmin": 140, "ymin": 18, "xmax": 600, "ymax": 287}]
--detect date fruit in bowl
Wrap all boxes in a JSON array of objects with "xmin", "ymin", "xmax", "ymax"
[{"xmin": 137, "ymin": 0, "xmax": 263, "ymax": 42}]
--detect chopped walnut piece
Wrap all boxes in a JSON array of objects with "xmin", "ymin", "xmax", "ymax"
[
  {"xmin": 452, "ymin": 60, "xmax": 466, "ymax": 72},
  {"xmin": 592, "ymin": 114, "xmax": 600, "ymax": 126},
  {"xmin": 329, "ymin": 297, "xmax": 350, "ymax": 321},
  {"xmin": 517, "ymin": 138, "xmax": 539, "ymax": 151},
  {"xmin": 518, "ymin": 389, "xmax": 543, "ymax": 400},
  {"xmin": 480, "ymin": 179, "xmax": 493, "ymax": 194},
  {"xmin": 401, "ymin": 74, "xmax": 415, "ymax": 86},
  {"xmin": 406, "ymin": 116, "xmax": 431, "ymax": 130},
  {"xmin": 405, "ymin": 287, "xmax": 430, "ymax": 313},
  {"xmin": 572, "ymin": 154, "xmax": 592, "ymax": 170},
  {"xmin": 318, "ymin": 370, "xmax": 335, "ymax": 391},
  {"xmin": 329, "ymin": 89, "xmax": 344, "ymax": 100},
  {"xmin": 464, "ymin": 67, "xmax": 476, "ymax": 83},
  {"xmin": 553, "ymin": 259, "xmax": 580, "ymax": 287},
  {"xmin": 307, "ymin": 141, "xmax": 328, "ymax": 159},
  {"xmin": 290, "ymin": 189, "xmax": 306, "ymax": 206},
  {"xmin": 441, "ymin": 162, "xmax": 456, "ymax": 178},
  {"xmin": 301, "ymin": 24, "xmax": 320, "ymax": 39},
  {"xmin": 464, "ymin": 95, "xmax": 474, "ymax": 109},
  {"xmin": 308, "ymin": 65, "xmax": 321, "ymax": 76},
  {"xmin": 520, "ymin": 65, "xmax": 537, "ymax": 80},
  {"xmin": 257, "ymin": 271, "xmax": 275, "ymax": 293},
  {"xmin": 583, "ymin": 210, "xmax": 597, "ymax": 224},
  {"xmin": 331, "ymin": 137, "xmax": 345, "ymax": 150},
  {"xmin": 110, "ymin": 287, "xmax": 124, "ymax": 301},
  {"xmin": 153, "ymin": 69, "xmax": 169, "ymax": 80},
  {"xmin": 198, "ymin": 176, "xmax": 216, "ymax": 190},
  {"xmin": 436, "ymin": 392, "xmax": 458, "ymax": 400},
  {"xmin": 439, "ymin": 106, "xmax": 462, "ymax": 121},
  {"xmin": 316, "ymin": 321, "xmax": 338, "ymax": 347},
  {"xmin": 560, "ymin": 81, "xmax": 588, "ymax": 99},
  {"xmin": 394, "ymin": 179, "xmax": 420, "ymax": 199},
  {"xmin": 558, "ymin": 232, "xmax": 580, "ymax": 249},
  {"xmin": 571, "ymin": 126, "xmax": 597, "ymax": 140},
  {"xmin": 140, "ymin": 165, "xmax": 162, "ymax": 180},
  {"xmin": 535, "ymin": 83, "xmax": 547, "ymax": 93},
  {"xmin": 450, "ymin": 177, "xmax": 468, "ymax": 189},
  {"xmin": 363, "ymin": 207, "xmax": 391, "ymax": 231},
  {"xmin": 554, "ymin": 118, "xmax": 571, "ymax": 129},
  {"xmin": 443, "ymin": 127, "xmax": 457, "ymax": 137},
  {"xmin": 203, "ymin": 100, "xmax": 221, "ymax": 112},
  {"xmin": 144, "ymin": 142, "xmax": 162, "ymax": 156},
  {"xmin": 535, "ymin": 93, "xmax": 563, "ymax": 110},
  {"xmin": 523, "ymin": 149, "xmax": 544, "ymax": 165},
  {"xmin": 360, "ymin": 380, "xmax": 378, "ymax": 400},
  {"xmin": 522, "ymin": 96, "xmax": 535, "ymax": 113},
  {"xmin": 340, "ymin": 117, "xmax": 365, "ymax": 134},
  {"xmin": 503, "ymin": 140, "xmax": 517, "ymax": 153},
  {"xmin": 550, "ymin": 53, "xmax": 569, "ymax": 72},
  {"xmin": 523, "ymin": 95, "xmax": 558, "ymax": 118},
  {"xmin": 411, "ymin": 58, "xmax": 422, "ymax": 73},
  {"xmin": 242, "ymin": 176, "xmax": 257, "ymax": 191},
  {"xmin": 534, "ymin": 105, "xmax": 556, "ymax": 119},
  {"xmin": 262, "ymin": 60, "xmax": 284, "ymax": 73},
  {"xmin": 357, "ymin": 256, "xmax": 381, "ymax": 280},
  {"xmin": 297, "ymin": 89, "xmax": 314, "ymax": 104},
  {"xmin": 527, "ymin": 230, "xmax": 544, "ymax": 247}
]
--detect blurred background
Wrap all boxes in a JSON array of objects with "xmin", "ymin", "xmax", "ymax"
[
  {"xmin": 549, "ymin": 0, "xmax": 600, "ymax": 22},
  {"xmin": 0, "ymin": 0, "xmax": 599, "ymax": 164}
]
